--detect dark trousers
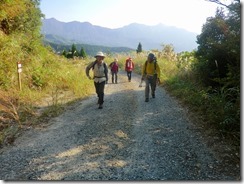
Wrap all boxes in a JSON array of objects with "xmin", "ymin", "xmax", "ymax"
[
  {"xmin": 94, "ymin": 81, "xmax": 105, "ymax": 105},
  {"xmin": 127, "ymin": 71, "xmax": 132, "ymax": 81},
  {"xmin": 145, "ymin": 75, "xmax": 157, "ymax": 99},
  {"xmin": 111, "ymin": 71, "xmax": 118, "ymax": 83}
]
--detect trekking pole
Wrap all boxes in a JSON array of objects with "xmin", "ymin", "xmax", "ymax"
[
  {"xmin": 157, "ymin": 78, "xmax": 161, "ymax": 86},
  {"xmin": 139, "ymin": 78, "xmax": 143, "ymax": 87}
]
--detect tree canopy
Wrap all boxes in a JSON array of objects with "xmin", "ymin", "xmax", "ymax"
[{"xmin": 196, "ymin": 0, "xmax": 240, "ymax": 88}]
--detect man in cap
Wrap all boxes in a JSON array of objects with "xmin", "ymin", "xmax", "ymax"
[
  {"xmin": 86, "ymin": 51, "xmax": 108, "ymax": 109},
  {"xmin": 141, "ymin": 53, "xmax": 160, "ymax": 102}
]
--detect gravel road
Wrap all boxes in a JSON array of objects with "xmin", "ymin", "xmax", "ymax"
[{"xmin": 0, "ymin": 71, "xmax": 240, "ymax": 181}]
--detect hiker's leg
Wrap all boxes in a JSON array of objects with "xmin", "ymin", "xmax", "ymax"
[
  {"xmin": 111, "ymin": 72, "xmax": 114, "ymax": 83},
  {"xmin": 98, "ymin": 81, "xmax": 105, "ymax": 105},
  {"xmin": 94, "ymin": 82, "xmax": 99, "ymax": 97},
  {"xmin": 115, "ymin": 72, "xmax": 118, "ymax": 83},
  {"xmin": 145, "ymin": 77, "xmax": 150, "ymax": 100},
  {"xmin": 151, "ymin": 77, "xmax": 157, "ymax": 97},
  {"xmin": 128, "ymin": 71, "xmax": 132, "ymax": 81}
]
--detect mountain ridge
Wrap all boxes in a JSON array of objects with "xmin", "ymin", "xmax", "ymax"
[{"xmin": 41, "ymin": 18, "xmax": 198, "ymax": 52}]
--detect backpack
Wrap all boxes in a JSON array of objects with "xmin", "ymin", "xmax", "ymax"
[
  {"xmin": 144, "ymin": 59, "xmax": 157, "ymax": 75},
  {"xmin": 144, "ymin": 59, "xmax": 160, "ymax": 84},
  {"xmin": 126, "ymin": 59, "xmax": 133, "ymax": 70},
  {"xmin": 110, "ymin": 62, "xmax": 118, "ymax": 71}
]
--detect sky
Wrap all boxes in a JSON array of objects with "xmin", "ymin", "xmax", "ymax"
[{"xmin": 39, "ymin": 0, "xmax": 231, "ymax": 34}]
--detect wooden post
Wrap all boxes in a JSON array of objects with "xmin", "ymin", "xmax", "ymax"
[{"xmin": 17, "ymin": 62, "xmax": 22, "ymax": 91}]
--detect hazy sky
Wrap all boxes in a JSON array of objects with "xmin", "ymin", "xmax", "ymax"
[{"xmin": 40, "ymin": 0, "xmax": 228, "ymax": 34}]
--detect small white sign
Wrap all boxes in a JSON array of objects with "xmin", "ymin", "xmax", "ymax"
[
  {"xmin": 18, "ymin": 63, "xmax": 22, "ymax": 68},
  {"xmin": 18, "ymin": 68, "xmax": 22, "ymax": 73}
]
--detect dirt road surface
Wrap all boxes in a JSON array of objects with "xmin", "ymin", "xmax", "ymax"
[{"xmin": 0, "ymin": 72, "xmax": 240, "ymax": 181}]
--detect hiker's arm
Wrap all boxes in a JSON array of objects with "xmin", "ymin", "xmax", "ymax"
[
  {"xmin": 86, "ymin": 62, "xmax": 94, "ymax": 79},
  {"xmin": 141, "ymin": 63, "xmax": 146, "ymax": 80}
]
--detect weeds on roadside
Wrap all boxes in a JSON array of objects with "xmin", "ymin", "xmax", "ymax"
[{"xmin": 163, "ymin": 66, "xmax": 240, "ymax": 144}]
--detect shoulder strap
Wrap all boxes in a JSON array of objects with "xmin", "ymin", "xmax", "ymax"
[
  {"xmin": 103, "ymin": 63, "xmax": 108, "ymax": 80},
  {"xmin": 144, "ymin": 61, "xmax": 147, "ymax": 75},
  {"xmin": 92, "ymin": 61, "xmax": 97, "ymax": 70},
  {"xmin": 103, "ymin": 63, "xmax": 107, "ymax": 72}
]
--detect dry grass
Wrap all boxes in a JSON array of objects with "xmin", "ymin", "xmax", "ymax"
[
  {"xmin": 0, "ymin": 90, "xmax": 20, "ymax": 126},
  {"xmin": 0, "ymin": 57, "xmax": 96, "ymax": 147}
]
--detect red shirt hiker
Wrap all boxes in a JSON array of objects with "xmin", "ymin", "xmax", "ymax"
[
  {"xmin": 109, "ymin": 58, "xmax": 119, "ymax": 83},
  {"xmin": 125, "ymin": 58, "xmax": 134, "ymax": 82}
]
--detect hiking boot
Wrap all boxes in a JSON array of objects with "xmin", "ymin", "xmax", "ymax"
[
  {"xmin": 98, "ymin": 104, "xmax": 103, "ymax": 109},
  {"xmin": 152, "ymin": 94, "xmax": 155, "ymax": 98},
  {"xmin": 145, "ymin": 98, "xmax": 149, "ymax": 102}
]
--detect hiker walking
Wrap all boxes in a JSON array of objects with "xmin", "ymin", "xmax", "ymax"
[
  {"xmin": 125, "ymin": 57, "xmax": 134, "ymax": 82},
  {"xmin": 141, "ymin": 53, "xmax": 160, "ymax": 102},
  {"xmin": 109, "ymin": 58, "xmax": 119, "ymax": 84},
  {"xmin": 86, "ymin": 51, "xmax": 108, "ymax": 109}
]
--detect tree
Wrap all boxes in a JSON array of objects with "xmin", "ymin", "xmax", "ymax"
[
  {"xmin": 196, "ymin": 8, "xmax": 227, "ymax": 85},
  {"xmin": 62, "ymin": 49, "xmax": 67, "ymax": 57},
  {"xmin": 195, "ymin": 2, "xmax": 240, "ymax": 87},
  {"xmin": 136, "ymin": 42, "xmax": 142, "ymax": 54},
  {"xmin": 79, "ymin": 47, "xmax": 87, "ymax": 58},
  {"xmin": 71, "ymin": 44, "xmax": 79, "ymax": 57}
]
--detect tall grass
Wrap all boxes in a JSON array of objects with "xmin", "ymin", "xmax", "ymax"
[{"xmin": 0, "ymin": 41, "xmax": 95, "ymax": 146}]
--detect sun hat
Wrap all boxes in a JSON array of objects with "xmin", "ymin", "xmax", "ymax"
[
  {"xmin": 94, "ymin": 51, "xmax": 105, "ymax": 58},
  {"xmin": 114, "ymin": 58, "xmax": 118, "ymax": 62},
  {"xmin": 148, "ymin": 53, "xmax": 155, "ymax": 59}
]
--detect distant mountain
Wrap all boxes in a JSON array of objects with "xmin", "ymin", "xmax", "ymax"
[{"xmin": 41, "ymin": 18, "xmax": 198, "ymax": 52}]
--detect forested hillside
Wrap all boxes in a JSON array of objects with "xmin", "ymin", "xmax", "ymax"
[
  {"xmin": 0, "ymin": 0, "xmax": 240, "ymax": 154},
  {"xmin": 43, "ymin": 38, "xmax": 135, "ymax": 56}
]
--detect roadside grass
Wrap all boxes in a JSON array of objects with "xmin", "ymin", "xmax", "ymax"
[
  {"xmin": 165, "ymin": 75, "xmax": 240, "ymax": 144},
  {"xmin": 0, "ymin": 49, "xmax": 95, "ymax": 147}
]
